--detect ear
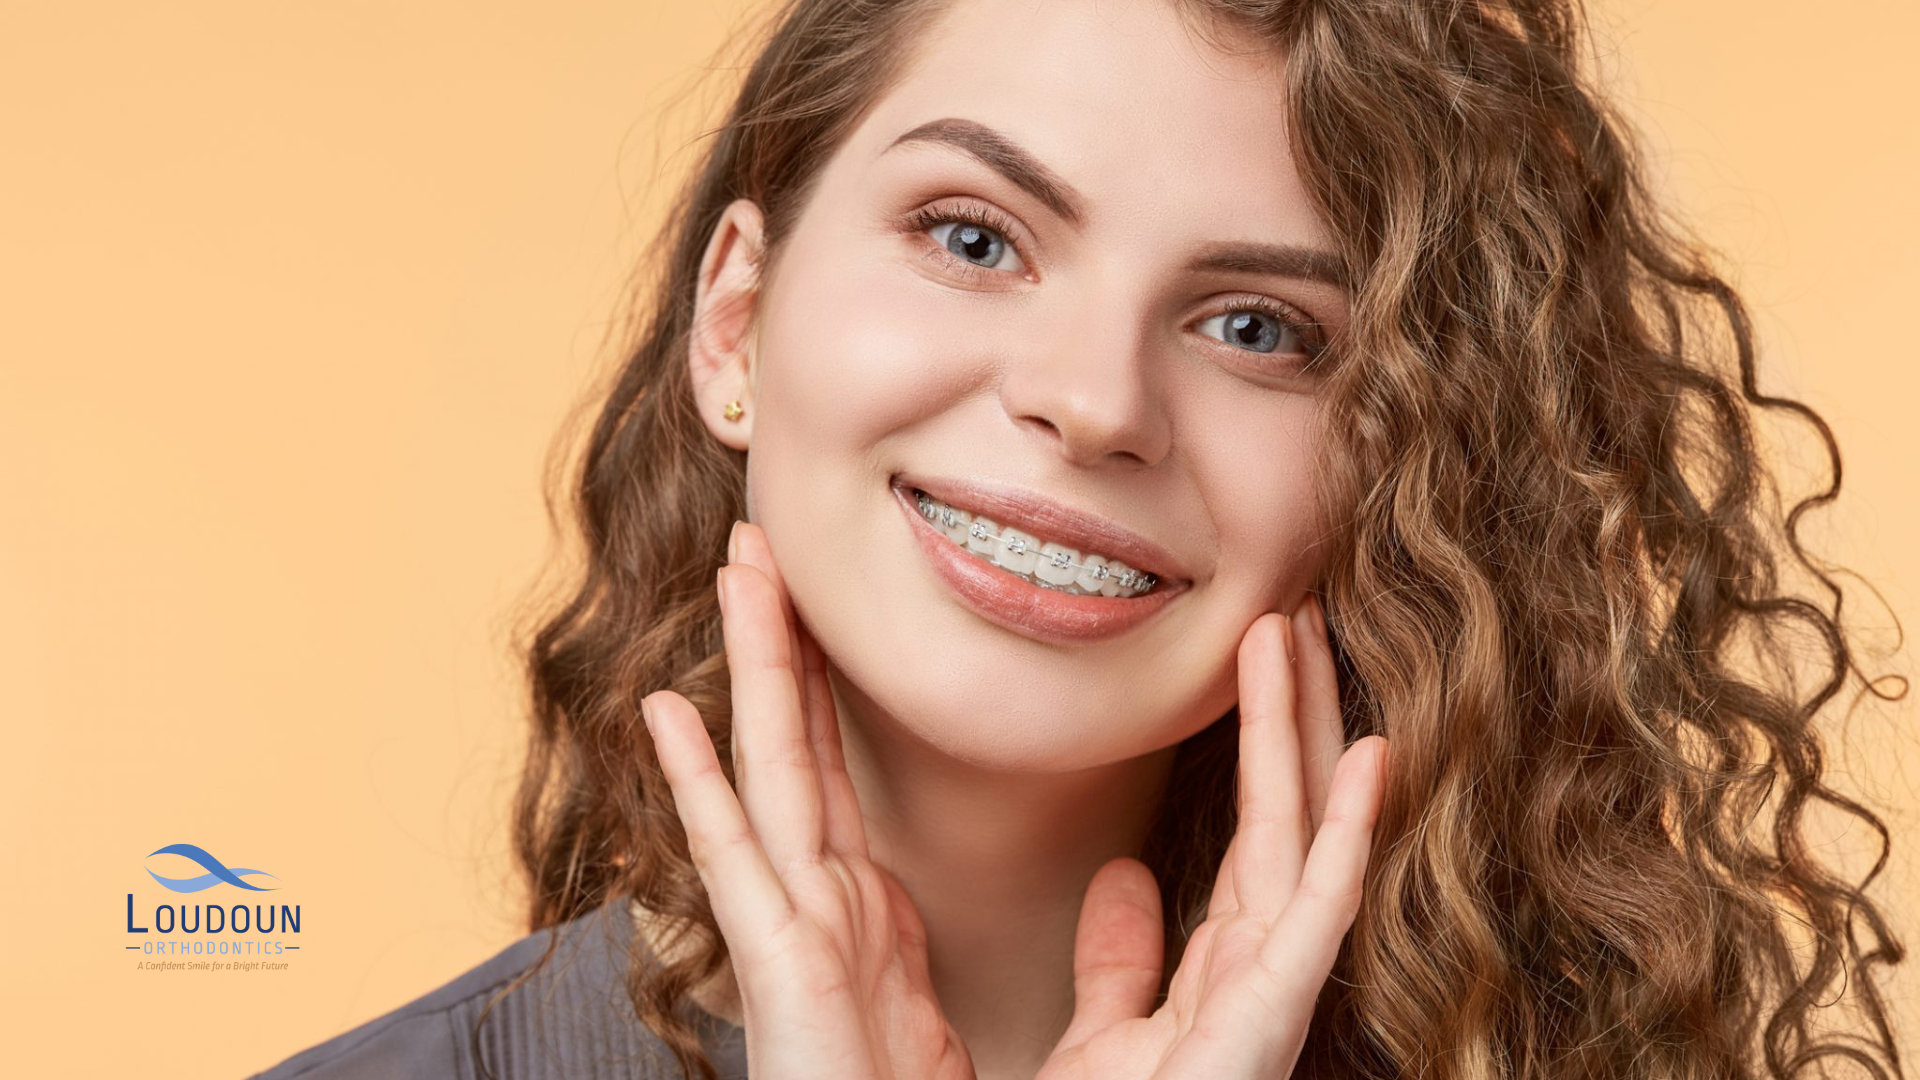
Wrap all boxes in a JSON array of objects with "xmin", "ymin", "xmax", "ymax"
[{"xmin": 689, "ymin": 198, "xmax": 769, "ymax": 452}]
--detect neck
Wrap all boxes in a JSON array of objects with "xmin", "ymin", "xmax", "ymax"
[
  {"xmin": 649, "ymin": 666, "xmax": 1182, "ymax": 1080},
  {"xmin": 830, "ymin": 666, "xmax": 1179, "ymax": 1080}
]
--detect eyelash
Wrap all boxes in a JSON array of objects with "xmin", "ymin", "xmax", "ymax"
[{"xmin": 898, "ymin": 201, "xmax": 1329, "ymax": 368}]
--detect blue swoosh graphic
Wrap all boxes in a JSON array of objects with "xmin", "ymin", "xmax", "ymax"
[
  {"xmin": 146, "ymin": 843, "xmax": 279, "ymax": 892},
  {"xmin": 144, "ymin": 867, "xmax": 278, "ymax": 892}
]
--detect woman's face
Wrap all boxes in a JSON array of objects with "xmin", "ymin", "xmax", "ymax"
[{"xmin": 699, "ymin": 0, "xmax": 1348, "ymax": 770}]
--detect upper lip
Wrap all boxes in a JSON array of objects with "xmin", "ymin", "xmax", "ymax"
[{"xmin": 893, "ymin": 473, "xmax": 1191, "ymax": 584}]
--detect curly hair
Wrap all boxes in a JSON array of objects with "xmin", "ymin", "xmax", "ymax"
[{"xmin": 477, "ymin": 1, "xmax": 1911, "ymax": 1079}]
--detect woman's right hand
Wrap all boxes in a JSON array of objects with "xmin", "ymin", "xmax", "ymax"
[{"xmin": 641, "ymin": 520, "xmax": 975, "ymax": 1080}]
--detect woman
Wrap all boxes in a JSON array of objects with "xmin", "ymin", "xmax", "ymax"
[{"xmin": 250, "ymin": 0, "xmax": 1907, "ymax": 1078}]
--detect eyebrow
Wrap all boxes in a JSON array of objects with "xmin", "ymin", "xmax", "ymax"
[
  {"xmin": 1183, "ymin": 241, "xmax": 1348, "ymax": 291},
  {"xmin": 883, "ymin": 116, "xmax": 1349, "ymax": 290},
  {"xmin": 886, "ymin": 117, "xmax": 1088, "ymax": 228}
]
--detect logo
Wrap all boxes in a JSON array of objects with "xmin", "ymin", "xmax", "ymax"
[
  {"xmin": 144, "ymin": 843, "xmax": 279, "ymax": 893},
  {"xmin": 127, "ymin": 843, "xmax": 301, "ymax": 966}
]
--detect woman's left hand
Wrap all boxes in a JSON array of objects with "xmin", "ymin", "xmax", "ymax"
[{"xmin": 1037, "ymin": 597, "xmax": 1388, "ymax": 1080}]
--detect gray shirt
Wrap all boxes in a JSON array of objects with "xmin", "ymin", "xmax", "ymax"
[{"xmin": 244, "ymin": 898, "xmax": 749, "ymax": 1079}]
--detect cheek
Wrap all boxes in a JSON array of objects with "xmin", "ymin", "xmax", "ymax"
[
  {"xmin": 1193, "ymin": 396, "xmax": 1328, "ymax": 603},
  {"xmin": 755, "ymin": 243, "xmax": 987, "ymax": 450}
]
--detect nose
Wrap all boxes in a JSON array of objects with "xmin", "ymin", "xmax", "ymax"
[{"xmin": 998, "ymin": 299, "xmax": 1172, "ymax": 469}]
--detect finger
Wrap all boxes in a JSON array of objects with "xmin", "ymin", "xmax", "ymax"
[
  {"xmin": 1205, "ymin": 829, "xmax": 1241, "ymax": 921},
  {"xmin": 1161, "ymin": 738, "xmax": 1384, "ymax": 1080},
  {"xmin": 726, "ymin": 521, "xmax": 817, "ymax": 830},
  {"xmin": 881, "ymin": 871, "xmax": 934, "ymax": 992},
  {"xmin": 642, "ymin": 689, "xmax": 796, "ymax": 966},
  {"xmin": 1055, "ymin": 858, "xmax": 1165, "ymax": 1055},
  {"xmin": 1233, "ymin": 611, "xmax": 1311, "ymax": 920},
  {"xmin": 879, "ymin": 872, "xmax": 977, "ymax": 1077},
  {"xmin": 719, "ymin": 561, "xmax": 825, "ymax": 871},
  {"xmin": 796, "ymin": 619, "xmax": 871, "ymax": 858},
  {"xmin": 731, "ymin": 522, "xmax": 807, "ymax": 723},
  {"xmin": 1256, "ymin": 736, "xmax": 1387, "ymax": 993},
  {"xmin": 735, "ymin": 520, "xmax": 867, "ymax": 860},
  {"xmin": 1293, "ymin": 594, "xmax": 1345, "ymax": 834}
]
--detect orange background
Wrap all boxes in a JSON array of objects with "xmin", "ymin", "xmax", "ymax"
[{"xmin": 2, "ymin": 2, "xmax": 1913, "ymax": 1076}]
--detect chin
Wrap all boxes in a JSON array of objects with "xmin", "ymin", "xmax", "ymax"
[{"xmin": 843, "ymin": 655, "xmax": 1186, "ymax": 772}]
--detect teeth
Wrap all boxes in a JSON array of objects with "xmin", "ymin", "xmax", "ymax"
[
  {"xmin": 935, "ymin": 500, "xmax": 969, "ymax": 544},
  {"xmin": 1074, "ymin": 553, "xmax": 1112, "ymax": 595},
  {"xmin": 911, "ymin": 488, "xmax": 1161, "ymax": 598},
  {"xmin": 993, "ymin": 524, "xmax": 1041, "ymax": 575},
  {"xmin": 1035, "ymin": 542, "xmax": 1079, "ymax": 587},
  {"xmin": 966, "ymin": 515, "xmax": 1000, "ymax": 558}
]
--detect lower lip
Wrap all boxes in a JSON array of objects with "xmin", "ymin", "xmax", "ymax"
[{"xmin": 890, "ymin": 480, "xmax": 1185, "ymax": 645}]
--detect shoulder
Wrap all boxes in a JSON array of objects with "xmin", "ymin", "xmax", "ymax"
[{"xmin": 245, "ymin": 898, "xmax": 747, "ymax": 1080}]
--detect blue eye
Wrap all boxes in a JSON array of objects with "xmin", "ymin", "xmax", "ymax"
[
  {"xmin": 904, "ymin": 203, "xmax": 1029, "ymax": 277},
  {"xmin": 1190, "ymin": 295, "xmax": 1328, "ymax": 359},
  {"xmin": 936, "ymin": 221, "xmax": 1013, "ymax": 268},
  {"xmin": 1197, "ymin": 308, "xmax": 1309, "ymax": 356}
]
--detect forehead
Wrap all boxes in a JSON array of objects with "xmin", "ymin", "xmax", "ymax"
[{"xmin": 846, "ymin": 0, "xmax": 1325, "ymax": 248}]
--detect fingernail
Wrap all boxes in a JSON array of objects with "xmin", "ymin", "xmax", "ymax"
[
  {"xmin": 716, "ymin": 565, "xmax": 732, "ymax": 616},
  {"xmin": 726, "ymin": 520, "xmax": 741, "ymax": 564},
  {"xmin": 640, "ymin": 697, "xmax": 655, "ymax": 732}
]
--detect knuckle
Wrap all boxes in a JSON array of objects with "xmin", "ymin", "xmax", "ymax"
[
  {"xmin": 1238, "ymin": 804, "xmax": 1297, "ymax": 827},
  {"xmin": 1294, "ymin": 877, "xmax": 1364, "ymax": 912},
  {"xmin": 770, "ymin": 739, "xmax": 816, "ymax": 770},
  {"xmin": 742, "ymin": 650, "xmax": 792, "ymax": 674},
  {"xmin": 688, "ymin": 823, "xmax": 756, "ymax": 876}
]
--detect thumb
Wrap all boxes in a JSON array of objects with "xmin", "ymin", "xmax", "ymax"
[
  {"xmin": 1055, "ymin": 857, "xmax": 1165, "ymax": 1055},
  {"xmin": 881, "ymin": 870, "xmax": 937, "ymax": 995}
]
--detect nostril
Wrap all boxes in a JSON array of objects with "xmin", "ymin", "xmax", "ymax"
[
  {"xmin": 1019, "ymin": 414, "xmax": 1153, "ymax": 469},
  {"xmin": 1018, "ymin": 415, "xmax": 1061, "ymax": 439}
]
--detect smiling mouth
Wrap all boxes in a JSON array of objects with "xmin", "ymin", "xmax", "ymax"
[{"xmin": 907, "ymin": 487, "xmax": 1162, "ymax": 598}]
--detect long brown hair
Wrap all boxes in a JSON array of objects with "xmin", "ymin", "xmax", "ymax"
[{"xmin": 482, "ymin": 2, "xmax": 1911, "ymax": 1079}]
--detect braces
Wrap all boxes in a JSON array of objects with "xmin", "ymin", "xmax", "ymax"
[{"xmin": 914, "ymin": 490, "xmax": 1161, "ymax": 596}]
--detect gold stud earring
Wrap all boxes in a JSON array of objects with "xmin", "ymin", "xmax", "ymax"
[{"xmin": 722, "ymin": 399, "xmax": 744, "ymax": 422}]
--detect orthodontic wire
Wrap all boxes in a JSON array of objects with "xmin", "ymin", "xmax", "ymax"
[{"xmin": 913, "ymin": 490, "xmax": 1160, "ymax": 595}]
